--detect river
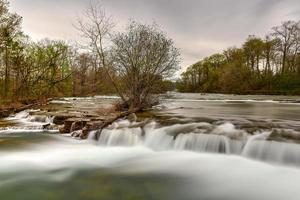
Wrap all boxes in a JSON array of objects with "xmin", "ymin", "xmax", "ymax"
[{"xmin": 0, "ymin": 93, "xmax": 300, "ymax": 200}]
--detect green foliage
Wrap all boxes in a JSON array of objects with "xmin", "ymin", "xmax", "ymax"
[
  {"xmin": 178, "ymin": 20, "xmax": 300, "ymax": 95},
  {"xmin": 0, "ymin": 1, "xmax": 119, "ymax": 102}
]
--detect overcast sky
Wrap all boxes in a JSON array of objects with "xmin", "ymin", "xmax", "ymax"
[{"xmin": 10, "ymin": 0, "xmax": 300, "ymax": 69}]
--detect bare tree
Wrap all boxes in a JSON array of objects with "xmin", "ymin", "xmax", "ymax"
[
  {"xmin": 111, "ymin": 21, "xmax": 180, "ymax": 109},
  {"xmin": 76, "ymin": 1, "xmax": 126, "ymax": 101},
  {"xmin": 272, "ymin": 21, "xmax": 299, "ymax": 73}
]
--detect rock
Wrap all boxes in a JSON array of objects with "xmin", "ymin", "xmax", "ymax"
[
  {"xmin": 52, "ymin": 113, "xmax": 80, "ymax": 125},
  {"xmin": 127, "ymin": 113, "xmax": 137, "ymax": 121},
  {"xmin": 0, "ymin": 110, "xmax": 10, "ymax": 118},
  {"xmin": 43, "ymin": 123, "xmax": 58, "ymax": 130},
  {"xmin": 71, "ymin": 130, "xmax": 82, "ymax": 137},
  {"xmin": 60, "ymin": 118, "xmax": 91, "ymax": 133},
  {"xmin": 43, "ymin": 123, "xmax": 51, "ymax": 129},
  {"xmin": 59, "ymin": 125, "xmax": 66, "ymax": 133},
  {"xmin": 71, "ymin": 130, "xmax": 90, "ymax": 140},
  {"xmin": 269, "ymin": 129, "xmax": 300, "ymax": 142}
]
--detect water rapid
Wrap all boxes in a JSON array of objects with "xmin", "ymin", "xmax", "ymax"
[{"xmin": 92, "ymin": 120, "xmax": 300, "ymax": 168}]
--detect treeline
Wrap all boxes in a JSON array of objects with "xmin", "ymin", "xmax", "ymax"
[
  {"xmin": 0, "ymin": 1, "xmax": 179, "ymax": 107},
  {"xmin": 178, "ymin": 20, "xmax": 300, "ymax": 95},
  {"xmin": 0, "ymin": 1, "xmax": 119, "ymax": 104}
]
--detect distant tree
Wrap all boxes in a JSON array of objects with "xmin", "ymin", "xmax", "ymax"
[
  {"xmin": 272, "ymin": 21, "xmax": 300, "ymax": 73},
  {"xmin": 243, "ymin": 36, "xmax": 264, "ymax": 74},
  {"xmin": 178, "ymin": 20, "xmax": 300, "ymax": 95}
]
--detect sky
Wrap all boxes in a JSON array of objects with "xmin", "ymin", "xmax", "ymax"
[{"xmin": 10, "ymin": 0, "xmax": 300, "ymax": 70}]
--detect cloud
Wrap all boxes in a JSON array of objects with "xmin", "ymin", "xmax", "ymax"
[{"xmin": 10, "ymin": 0, "xmax": 300, "ymax": 69}]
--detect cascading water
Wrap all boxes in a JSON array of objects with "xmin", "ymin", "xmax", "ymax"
[
  {"xmin": 1, "ymin": 110, "xmax": 57, "ymax": 133},
  {"xmin": 28, "ymin": 115, "xmax": 54, "ymax": 124},
  {"xmin": 14, "ymin": 110, "xmax": 30, "ymax": 119},
  {"xmin": 70, "ymin": 122, "xmax": 77, "ymax": 133},
  {"xmin": 96, "ymin": 121, "xmax": 246, "ymax": 153},
  {"xmin": 242, "ymin": 132, "xmax": 300, "ymax": 166},
  {"xmin": 94, "ymin": 119, "xmax": 300, "ymax": 168},
  {"xmin": 2, "ymin": 95, "xmax": 300, "ymax": 199},
  {"xmin": 174, "ymin": 133, "xmax": 230, "ymax": 154},
  {"xmin": 98, "ymin": 127, "xmax": 142, "ymax": 146}
]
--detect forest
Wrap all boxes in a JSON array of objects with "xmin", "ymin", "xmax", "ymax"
[
  {"xmin": 177, "ymin": 20, "xmax": 300, "ymax": 95},
  {"xmin": 0, "ymin": 0, "xmax": 177, "ymax": 109}
]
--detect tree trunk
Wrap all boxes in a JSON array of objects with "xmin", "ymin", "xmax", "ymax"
[{"xmin": 4, "ymin": 46, "xmax": 9, "ymax": 98}]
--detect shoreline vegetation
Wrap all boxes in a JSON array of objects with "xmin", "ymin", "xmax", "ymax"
[
  {"xmin": 177, "ymin": 21, "xmax": 300, "ymax": 95},
  {"xmin": 0, "ymin": 0, "xmax": 178, "ymax": 127}
]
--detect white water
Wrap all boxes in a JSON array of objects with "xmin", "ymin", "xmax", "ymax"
[
  {"xmin": 1, "ymin": 110, "xmax": 56, "ymax": 134},
  {"xmin": 6, "ymin": 110, "xmax": 54, "ymax": 125},
  {"xmin": 3, "ymin": 110, "xmax": 300, "ymax": 168},
  {"xmin": 91, "ymin": 120, "xmax": 300, "ymax": 168},
  {"xmin": 0, "ymin": 137, "xmax": 300, "ymax": 200},
  {"xmin": 1, "ymin": 94, "xmax": 300, "ymax": 199}
]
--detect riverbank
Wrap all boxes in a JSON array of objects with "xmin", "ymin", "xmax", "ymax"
[
  {"xmin": 177, "ymin": 90, "xmax": 300, "ymax": 96},
  {"xmin": 0, "ymin": 100, "xmax": 46, "ymax": 118},
  {"xmin": 1, "ymin": 96, "xmax": 129, "ymax": 139}
]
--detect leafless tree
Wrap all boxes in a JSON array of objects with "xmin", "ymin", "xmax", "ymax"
[
  {"xmin": 76, "ymin": 1, "xmax": 126, "ymax": 101},
  {"xmin": 111, "ymin": 21, "xmax": 180, "ymax": 109},
  {"xmin": 272, "ymin": 21, "xmax": 300, "ymax": 73}
]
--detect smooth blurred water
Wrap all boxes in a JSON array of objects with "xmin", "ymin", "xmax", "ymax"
[
  {"xmin": 1, "ymin": 93, "xmax": 300, "ymax": 200},
  {"xmin": 1, "ymin": 134, "xmax": 300, "ymax": 200}
]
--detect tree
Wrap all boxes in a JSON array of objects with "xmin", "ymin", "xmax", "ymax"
[
  {"xmin": 111, "ymin": 21, "xmax": 180, "ymax": 109},
  {"xmin": 272, "ymin": 21, "xmax": 300, "ymax": 73},
  {"xmin": 76, "ymin": 1, "xmax": 126, "ymax": 102},
  {"xmin": 243, "ymin": 36, "xmax": 264, "ymax": 74},
  {"xmin": 0, "ymin": 0, "xmax": 22, "ymax": 97},
  {"xmin": 178, "ymin": 20, "xmax": 300, "ymax": 95}
]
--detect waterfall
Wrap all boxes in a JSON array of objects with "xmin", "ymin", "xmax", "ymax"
[
  {"xmin": 92, "ymin": 120, "xmax": 300, "ymax": 168},
  {"xmin": 98, "ymin": 127, "xmax": 142, "ymax": 147},
  {"xmin": 4, "ymin": 110, "xmax": 55, "ymax": 131},
  {"xmin": 28, "ymin": 115, "xmax": 54, "ymax": 123},
  {"xmin": 95, "ymin": 121, "xmax": 245, "ymax": 154},
  {"xmin": 70, "ymin": 122, "xmax": 77, "ymax": 133},
  {"xmin": 46, "ymin": 116, "xmax": 54, "ymax": 124},
  {"xmin": 14, "ymin": 110, "xmax": 30, "ymax": 119},
  {"xmin": 242, "ymin": 132, "xmax": 300, "ymax": 166},
  {"xmin": 7, "ymin": 110, "xmax": 300, "ymax": 168},
  {"xmin": 174, "ymin": 133, "xmax": 229, "ymax": 153}
]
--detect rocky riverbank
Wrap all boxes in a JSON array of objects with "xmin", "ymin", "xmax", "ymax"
[
  {"xmin": 0, "ymin": 101, "xmax": 46, "ymax": 118},
  {"xmin": 26, "ymin": 97, "xmax": 125, "ymax": 139},
  {"xmin": 0, "ymin": 96, "xmax": 144, "ymax": 139}
]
